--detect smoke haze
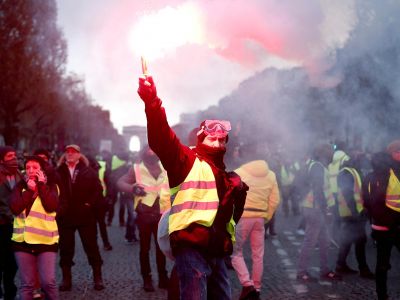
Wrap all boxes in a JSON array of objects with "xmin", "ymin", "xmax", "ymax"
[{"xmin": 57, "ymin": 0, "xmax": 400, "ymax": 152}]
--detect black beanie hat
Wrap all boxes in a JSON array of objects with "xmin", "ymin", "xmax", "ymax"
[{"xmin": 0, "ymin": 146, "xmax": 16, "ymax": 161}]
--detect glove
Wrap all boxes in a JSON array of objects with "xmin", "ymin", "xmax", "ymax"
[
  {"xmin": 132, "ymin": 184, "xmax": 147, "ymax": 197},
  {"xmin": 137, "ymin": 75, "xmax": 157, "ymax": 104}
]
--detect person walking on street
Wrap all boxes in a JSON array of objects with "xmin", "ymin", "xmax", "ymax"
[
  {"xmin": 335, "ymin": 157, "xmax": 374, "ymax": 279},
  {"xmin": 363, "ymin": 141, "xmax": 400, "ymax": 300},
  {"xmin": 137, "ymin": 75, "xmax": 249, "ymax": 300},
  {"xmin": 297, "ymin": 143, "xmax": 342, "ymax": 282},
  {"xmin": 117, "ymin": 145, "xmax": 170, "ymax": 292},
  {"xmin": 232, "ymin": 155, "xmax": 280, "ymax": 300},
  {"xmin": 88, "ymin": 156, "xmax": 113, "ymax": 251},
  {"xmin": 10, "ymin": 156, "xmax": 60, "ymax": 300},
  {"xmin": 0, "ymin": 146, "xmax": 22, "ymax": 300},
  {"xmin": 56, "ymin": 144, "xmax": 105, "ymax": 291}
]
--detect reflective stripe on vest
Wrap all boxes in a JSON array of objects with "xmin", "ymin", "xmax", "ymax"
[
  {"xmin": 169, "ymin": 158, "xmax": 219, "ymax": 234},
  {"xmin": 385, "ymin": 169, "xmax": 400, "ymax": 212},
  {"xmin": 98, "ymin": 160, "xmax": 107, "ymax": 197},
  {"xmin": 338, "ymin": 167, "xmax": 364, "ymax": 217},
  {"xmin": 12, "ymin": 193, "xmax": 58, "ymax": 245},
  {"xmin": 134, "ymin": 162, "xmax": 169, "ymax": 209},
  {"xmin": 302, "ymin": 161, "xmax": 335, "ymax": 208}
]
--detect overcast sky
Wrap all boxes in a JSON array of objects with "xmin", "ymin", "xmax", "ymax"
[{"xmin": 56, "ymin": 0, "xmax": 357, "ymax": 133}]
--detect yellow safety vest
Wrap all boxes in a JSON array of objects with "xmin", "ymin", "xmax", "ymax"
[
  {"xmin": 385, "ymin": 169, "xmax": 400, "ymax": 212},
  {"xmin": 12, "ymin": 191, "xmax": 59, "ymax": 245},
  {"xmin": 134, "ymin": 162, "xmax": 170, "ymax": 210},
  {"xmin": 302, "ymin": 161, "xmax": 335, "ymax": 209},
  {"xmin": 168, "ymin": 158, "xmax": 235, "ymax": 241},
  {"xmin": 281, "ymin": 165, "xmax": 295, "ymax": 186},
  {"xmin": 338, "ymin": 167, "xmax": 364, "ymax": 217},
  {"xmin": 98, "ymin": 160, "xmax": 107, "ymax": 197},
  {"xmin": 111, "ymin": 155, "xmax": 126, "ymax": 171},
  {"xmin": 159, "ymin": 176, "xmax": 171, "ymax": 213}
]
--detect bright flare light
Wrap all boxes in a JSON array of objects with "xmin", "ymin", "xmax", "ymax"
[{"xmin": 129, "ymin": 3, "xmax": 204, "ymax": 61}]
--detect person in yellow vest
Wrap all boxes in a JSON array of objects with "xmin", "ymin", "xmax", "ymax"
[
  {"xmin": 231, "ymin": 153, "xmax": 280, "ymax": 300},
  {"xmin": 280, "ymin": 157, "xmax": 299, "ymax": 217},
  {"xmin": 9, "ymin": 156, "xmax": 59, "ymax": 300},
  {"xmin": 328, "ymin": 145, "xmax": 350, "ymax": 246},
  {"xmin": 297, "ymin": 143, "xmax": 342, "ymax": 282},
  {"xmin": 363, "ymin": 141, "xmax": 400, "ymax": 300},
  {"xmin": 334, "ymin": 158, "xmax": 374, "ymax": 278},
  {"xmin": 117, "ymin": 145, "xmax": 170, "ymax": 292},
  {"xmin": 137, "ymin": 75, "xmax": 248, "ymax": 300}
]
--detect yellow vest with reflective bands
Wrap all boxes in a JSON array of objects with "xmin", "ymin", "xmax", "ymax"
[
  {"xmin": 385, "ymin": 169, "xmax": 400, "ymax": 212},
  {"xmin": 338, "ymin": 167, "xmax": 364, "ymax": 217},
  {"xmin": 168, "ymin": 158, "xmax": 236, "ymax": 242},
  {"xmin": 302, "ymin": 161, "xmax": 335, "ymax": 208},
  {"xmin": 134, "ymin": 162, "xmax": 170, "ymax": 209},
  {"xmin": 12, "ymin": 192, "xmax": 58, "ymax": 245}
]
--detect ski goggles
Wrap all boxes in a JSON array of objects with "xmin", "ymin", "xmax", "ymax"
[{"xmin": 200, "ymin": 120, "xmax": 231, "ymax": 137}]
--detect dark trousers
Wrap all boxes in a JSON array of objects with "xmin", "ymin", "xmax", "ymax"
[
  {"xmin": 119, "ymin": 195, "xmax": 130, "ymax": 226},
  {"xmin": 281, "ymin": 185, "xmax": 299, "ymax": 216},
  {"xmin": 265, "ymin": 214, "xmax": 276, "ymax": 235},
  {"xmin": 96, "ymin": 203, "xmax": 111, "ymax": 247},
  {"xmin": 136, "ymin": 213, "xmax": 167, "ymax": 280},
  {"xmin": 336, "ymin": 220, "xmax": 368, "ymax": 270},
  {"xmin": 0, "ymin": 223, "xmax": 17, "ymax": 300},
  {"xmin": 58, "ymin": 222, "xmax": 103, "ymax": 268},
  {"xmin": 372, "ymin": 229, "xmax": 400, "ymax": 300}
]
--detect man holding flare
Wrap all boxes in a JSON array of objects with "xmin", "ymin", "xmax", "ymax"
[{"xmin": 137, "ymin": 70, "xmax": 248, "ymax": 300}]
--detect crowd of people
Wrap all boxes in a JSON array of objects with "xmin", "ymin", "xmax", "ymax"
[{"xmin": 0, "ymin": 74, "xmax": 399, "ymax": 300}]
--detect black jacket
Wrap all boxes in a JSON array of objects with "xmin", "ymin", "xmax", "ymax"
[
  {"xmin": 363, "ymin": 159, "xmax": 400, "ymax": 228},
  {"xmin": 56, "ymin": 161, "xmax": 102, "ymax": 226}
]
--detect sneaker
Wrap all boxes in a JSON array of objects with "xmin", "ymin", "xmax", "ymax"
[
  {"xmin": 239, "ymin": 285, "xmax": 257, "ymax": 300},
  {"xmin": 335, "ymin": 265, "xmax": 358, "ymax": 275},
  {"xmin": 296, "ymin": 272, "xmax": 318, "ymax": 282},
  {"xmin": 320, "ymin": 271, "xmax": 342, "ymax": 281}
]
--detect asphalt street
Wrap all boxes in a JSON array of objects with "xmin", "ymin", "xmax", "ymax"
[{"xmin": 28, "ymin": 209, "xmax": 400, "ymax": 300}]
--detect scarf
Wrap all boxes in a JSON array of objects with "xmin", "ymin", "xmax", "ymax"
[
  {"xmin": 0, "ymin": 158, "xmax": 19, "ymax": 175},
  {"xmin": 194, "ymin": 143, "xmax": 226, "ymax": 171}
]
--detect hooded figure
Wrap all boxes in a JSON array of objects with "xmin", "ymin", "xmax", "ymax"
[{"xmin": 231, "ymin": 159, "xmax": 280, "ymax": 299}]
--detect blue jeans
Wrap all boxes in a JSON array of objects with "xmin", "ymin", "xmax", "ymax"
[
  {"xmin": 175, "ymin": 247, "xmax": 231, "ymax": 300},
  {"xmin": 15, "ymin": 251, "xmax": 58, "ymax": 300},
  {"xmin": 125, "ymin": 199, "xmax": 137, "ymax": 241}
]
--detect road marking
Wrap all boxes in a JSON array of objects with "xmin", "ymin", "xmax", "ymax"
[
  {"xmin": 270, "ymin": 238, "xmax": 308, "ymax": 294},
  {"xmin": 276, "ymin": 230, "xmax": 340, "ymax": 297}
]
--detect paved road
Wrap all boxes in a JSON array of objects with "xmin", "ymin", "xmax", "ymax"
[{"xmin": 44, "ymin": 210, "xmax": 400, "ymax": 300}]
